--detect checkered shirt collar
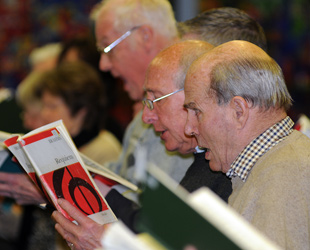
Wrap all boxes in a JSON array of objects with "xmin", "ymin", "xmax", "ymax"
[{"xmin": 226, "ymin": 116, "xmax": 294, "ymax": 181}]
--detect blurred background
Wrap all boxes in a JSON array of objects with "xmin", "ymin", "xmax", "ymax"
[
  {"xmin": 0, "ymin": 0, "xmax": 309, "ymax": 249},
  {"xmin": 0, "ymin": 0, "xmax": 309, "ymax": 128}
]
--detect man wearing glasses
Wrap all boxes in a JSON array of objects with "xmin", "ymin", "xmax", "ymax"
[{"xmin": 91, "ymin": 0, "xmax": 194, "ymax": 187}]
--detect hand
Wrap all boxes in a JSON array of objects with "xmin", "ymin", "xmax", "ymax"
[
  {"xmin": 0, "ymin": 172, "xmax": 46, "ymax": 205},
  {"xmin": 52, "ymin": 198, "xmax": 110, "ymax": 250}
]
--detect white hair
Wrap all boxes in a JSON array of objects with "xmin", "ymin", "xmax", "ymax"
[
  {"xmin": 92, "ymin": 0, "xmax": 178, "ymax": 39},
  {"xmin": 210, "ymin": 56, "xmax": 293, "ymax": 111}
]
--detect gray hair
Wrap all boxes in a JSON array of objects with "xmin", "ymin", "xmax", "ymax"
[
  {"xmin": 175, "ymin": 41, "xmax": 213, "ymax": 89},
  {"xmin": 178, "ymin": 7, "xmax": 267, "ymax": 52},
  {"xmin": 93, "ymin": 0, "xmax": 178, "ymax": 39},
  {"xmin": 209, "ymin": 56, "xmax": 292, "ymax": 111}
]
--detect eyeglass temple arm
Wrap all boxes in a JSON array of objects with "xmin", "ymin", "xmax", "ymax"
[
  {"xmin": 104, "ymin": 31, "xmax": 131, "ymax": 53},
  {"xmin": 104, "ymin": 26, "xmax": 141, "ymax": 53},
  {"xmin": 153, "ymin": 88, "xmax": 184, "ymax": 103}
]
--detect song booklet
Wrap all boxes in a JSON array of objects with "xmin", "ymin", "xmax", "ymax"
[{"xmin": 4, "ymin": 120, "xmax": 117, "ymax": 225}]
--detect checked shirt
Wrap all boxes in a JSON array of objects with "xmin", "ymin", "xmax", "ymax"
[{"xmin": 226, "ymin": 116, "xmax": 294, "ymax": 181}]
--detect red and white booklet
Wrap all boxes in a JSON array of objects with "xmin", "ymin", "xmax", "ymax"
[{"xmin": 4, "ymin": 120, "xmax": 117, "ymax": 225}]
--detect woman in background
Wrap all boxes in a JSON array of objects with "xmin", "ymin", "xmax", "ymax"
[{"xmin": 36, "ymin": 60, "xmax": 122, "ymax": 165}]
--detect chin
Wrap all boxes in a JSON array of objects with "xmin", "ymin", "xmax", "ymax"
[
  {"xmin": 167, "ymin": 145, "xmax": 193, "ymax": 155},
  {"xmin": 164, "ymin": 144, "xmax": 179, "ymax": 153},
  {"xmin": 126, "ymin": 88, "xmax": 143, "ymax": 101},
  {"xmin": 209, "ymin": 161, "xmax": 222, "ymax": 172},
  {"xmin": 128, "ymin": 92, "xmax": 139, "ymax": 101}
]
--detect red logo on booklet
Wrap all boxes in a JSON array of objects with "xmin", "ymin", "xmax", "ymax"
[{"xmin": 41, "ymin": 163, "xmax": 108, "ymax": 221}]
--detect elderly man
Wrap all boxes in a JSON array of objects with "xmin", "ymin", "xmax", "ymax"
[
  {"xmin": 184, "ymin": 40, "xmax": 310, "ymax": 249},
  {"xmin": 142, "ymin": 40, "xmax": 232, "ymax": 195},
  {"xmin": 93, "ymin": 0, "xmax": 193, "ymax": 185}
]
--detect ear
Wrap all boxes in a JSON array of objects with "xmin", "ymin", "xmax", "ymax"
[
  {"xmin": 230, "ymin": 96, "xmax": 249, "ymax": 129},
  {"xmin": 74, "ymin": 107, "xmax": 87, "ymax": 125},
  {"xmin": 137, "ymin": 25, "xmax": 154, "ymax": 52}
]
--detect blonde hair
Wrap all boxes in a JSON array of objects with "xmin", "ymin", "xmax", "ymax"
[{"xmin": 29, "ymin": 43, "xmax": 62, "ymax": 68}]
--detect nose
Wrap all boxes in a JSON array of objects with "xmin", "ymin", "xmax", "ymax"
[
  {"xmin": 99, "ymin": 53, "xmax": 112, "ymax": 71},
  {"xmin": 142, "ymin": 104, "xmax": 158, "ymax": 124},
  {"xmin": 40, "ymin": 107, "xmax": 50, "ymax": 123},
  {"xmin": 184, "ymin": 111, "xmax": 199, "ymax": 137}
]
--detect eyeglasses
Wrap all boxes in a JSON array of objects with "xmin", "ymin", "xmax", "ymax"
[
  {"xmin": 142, "ymin": 88, "xmax": 184, "ymax": 110},
  {"xmin": 97, "ymin": 26, "xmax": 141, "ymax": 54}
]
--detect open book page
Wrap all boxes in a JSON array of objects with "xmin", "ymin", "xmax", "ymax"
[
  {"xmin": 0, "ymin": 131, "xmax": 23, "ymax": 173},
  {"xmin": 137, "ymin": 166, "xmax": 281, "ymax": 250},
  {"xmin": 188, "ymin": 188, "xmax": 281, "ymax": 250},
  {"xmin": 80, "ymin": 152, "xmax": 138, "ymax": 192},
  {"xmin": 4, "ymin": 135, "xmax": 37, "ymax": 179},
  {"xmin": 101, "ymin": 221, "xmax": 165, "ymax": 250},
  {"xmin": 15, "ymin": 120, "xmax": 117, "ymax": 225},
  {"xmin": 0, "ymin": 131, "xmax": 13, "ymax": 143},
  {"xmin": 3, "ymin": 121, "xmax": 67, "ymax": 176}
]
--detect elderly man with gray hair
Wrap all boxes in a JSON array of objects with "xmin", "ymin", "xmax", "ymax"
[{"xmin": 184, "ymin": 40, "xmax": 310, "ymax": 249}]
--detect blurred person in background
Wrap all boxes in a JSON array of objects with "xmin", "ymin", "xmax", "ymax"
[
  {"xmin": 36, "ymin": 60, "xmax": 122, "ymax": 165},
  {"xmin": 29, "ymin": 43, "xmax": 62, "ymax": 72},
  {"xmin": 0, "ymin": 42, "xmax": 63, "ymax": 250},
  {"xmin": 177, "ymin": 7, "xmax": 267, "ymax": 52},
  {"xmin": 57, "ymin": 36, "xmax": 126, "ymax": 142},
  {"xmin": 16, "ymin": 42, "xmax": 63, "ymax": 131},
  {"xmin": 1, "ymin": 60, "xmax": 122, "ymax": 205},
  {"xmin": 1, "ymin": 60, "xmax": 122, "ymax": 250}
]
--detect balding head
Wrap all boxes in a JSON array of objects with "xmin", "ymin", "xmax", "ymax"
[
  {"xmin": 188, "ymin": 40, "xmax": 292, "ymax": 112},
  {"xmin": 142, "ymin": 40, "xmax": 214, "ymax": 154},
  {"xmin": 147, "ymin": 40, "xmax": 214, "ymax": 90}
]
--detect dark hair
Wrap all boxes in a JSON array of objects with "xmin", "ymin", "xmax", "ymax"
[
  {"xmin": 58, "ymin": 36, "xmax": 100, "ymax": 68},
  {"xmin": 37, "ymin": 61, "xmax": 107, "ymax": 131},
  {"xmin": 57, "ymin": 36, "xmax": 117, "ymax": 108},
  {"xmin": 178, "ymin": 7, "xmax": 267, "ymax": 52}
]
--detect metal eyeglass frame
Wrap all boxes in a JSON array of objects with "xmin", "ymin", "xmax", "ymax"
[
  {"xmin": 142, "ymin": 88, "xmax": 184, "ymax": 110},
  {"xmin": 98, "ymin": 26, "xmax": 141, "ymax": 54}
]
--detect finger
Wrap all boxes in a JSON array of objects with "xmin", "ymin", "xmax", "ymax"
[
  {"xmin": 54, "ymin": 222, "xmax": 76, "ymax": 245},
  {"xmin": 0, "ymin": 173, "xmax": 14, "ymax": 185},
  {"xmin": 53, "ymin": 211, "xmax": 101, "ymax": 250},
  {"xmin": 52, "ymin": 210, "xmax": 84, "ymax": 248},
  {"xmin": 0, "ymin": 183, "xmax": 13, "ymax": 193},
  {"xmin": 57, "ymin": 198, "xmax": 94, "ymax": 226}
]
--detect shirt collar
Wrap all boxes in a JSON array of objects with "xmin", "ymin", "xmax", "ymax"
[
  {"xmin": 194, "ymin": 146, "xmax": 206, "ymax": 154},
  {"xmin": 226, "ymin": 116, "xmax": 294, "ymax": 181}
]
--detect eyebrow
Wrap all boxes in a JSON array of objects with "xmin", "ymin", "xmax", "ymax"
[
  {"xmin": 144, "ymin": 87, "xmax": 164, "ymax": 96},
  {"xmin": 97, "ymin": 37, "xmax": 109, "ymax": 46},
  {"xmin": 184, "ymin": 102, "xmax": 196, "ymax": 109},
  {"xmin": 143, "ymin": 87, "xmax": 153, "ymax": 92}
]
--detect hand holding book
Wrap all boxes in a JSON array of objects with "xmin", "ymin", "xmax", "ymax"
[{"xmin": 0, "ymin": 172, "xmax": 47, "ymax": 205}]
